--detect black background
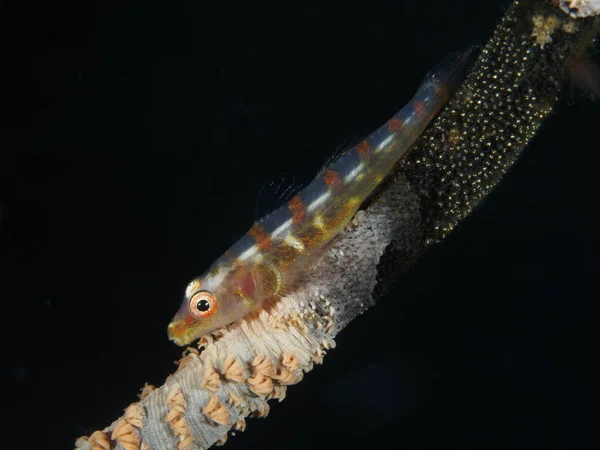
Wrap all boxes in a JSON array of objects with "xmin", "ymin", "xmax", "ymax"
[{"xmin": 0, "ymin": 1, "xmax": 596, "ymax": 449}]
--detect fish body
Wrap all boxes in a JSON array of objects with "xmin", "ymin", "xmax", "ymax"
[{"xmin": 168, "ymin": 49, "xmax": 475, "ymax": 346}]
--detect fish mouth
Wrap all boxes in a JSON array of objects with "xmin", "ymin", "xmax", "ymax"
[{"xmin": 167, "ymin": 321, "xmax": 193, "ymax": 346}]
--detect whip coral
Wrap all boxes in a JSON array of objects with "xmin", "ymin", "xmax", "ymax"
[{"xmin": 74, "ymin": 1, "xmax": 599, "ymax": 449}]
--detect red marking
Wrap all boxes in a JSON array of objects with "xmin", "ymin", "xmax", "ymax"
[
  {"xmin": 239, "ymin": 272, "xmax": 255, "ymax": 296},
  {"xmin": 414, "ymin": 101, "xmax": 427, "ymax": 119},
  {"xmin": 387, "ymin": 117, "xmax": 404, "ymax": 133},
  {"xmin": 248, "ymin": 223, "xmax": 271, "ymax": 249},
  {"xmin": 434, "ymin": 85, "xmax": 447, "ymax": 99},
  {"xmin": 323, "ymin": 169, "xmax": 341, "ymax": 188},
  {"xmin": 288, "ymin": 195, "xmax": 305, "ymax": 224},
  {"xmin": 356, "ymin": 140, "xmax": 371, "ymax": 159}
]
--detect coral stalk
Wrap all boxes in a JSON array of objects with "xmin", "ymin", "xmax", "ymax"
[{"xmin": 75, "ymin": 1, "xmax": 599, "ymax": 449}]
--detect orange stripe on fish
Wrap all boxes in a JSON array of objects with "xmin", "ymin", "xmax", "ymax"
[
  {"xmin": 414, "ymin": 100, "xmax": 427, "ymax": 119},
  {"xmin": 248, "ymin": 223, "xmax": 271, "ymax": 249},
  {"xmin": 356, "ymin": 140, "xmax": 371, "ymax": 159},
  {"xmin": 323, "ymin": 169, "xmax": 342, "ymax": 189},
  {"xmin": 388, "ymin": 117, "xmax": 404, "ymax": 133},
  {"xmin": 288, "ymin": 195, "xmax": 305, "ymax": 224}
]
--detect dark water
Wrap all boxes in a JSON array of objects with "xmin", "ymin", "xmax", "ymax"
[{"xmin": 0, "ymin": 1, "xmax": 596, "ymax": 448}]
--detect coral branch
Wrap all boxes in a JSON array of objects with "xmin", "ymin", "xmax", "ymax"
[{"xmin": 74, "ymin": 1, "xmax": 599, "ymax": 449}]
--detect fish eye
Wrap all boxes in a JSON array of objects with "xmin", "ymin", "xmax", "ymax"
[
  {"xmin": 189, "ymin": 291, "xmax": 217, "ymax": 318},
  {"xmin": 197, "ymin": 299, "xmax": 210, "ymax": 311}
]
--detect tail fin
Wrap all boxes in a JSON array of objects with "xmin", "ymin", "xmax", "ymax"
[{"xmin": 424, "ymin": 45, "xmax": 480, "ymax": 94}]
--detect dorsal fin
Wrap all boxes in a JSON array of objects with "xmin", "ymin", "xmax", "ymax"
[
  {"xmin": 316, "ymin": 134, "xmax": 363, "ymax": 177},
  {"xmin": 253, "ymin": 174, "xmax": 304, "ymax": 220}
]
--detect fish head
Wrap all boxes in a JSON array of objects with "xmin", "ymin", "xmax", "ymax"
[{"xmin": 167, "ymin": 263, "xmax": 254, "ymax": 346}]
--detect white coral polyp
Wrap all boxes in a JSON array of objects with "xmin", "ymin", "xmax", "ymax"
[{"xmin": 560, "ymin": 0, "xmax": 600, "ymax": 18}]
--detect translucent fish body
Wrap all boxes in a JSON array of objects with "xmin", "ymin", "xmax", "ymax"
[{"xmin": 168, "ymin": 49, "xmax": 475, "ymax": 345}]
